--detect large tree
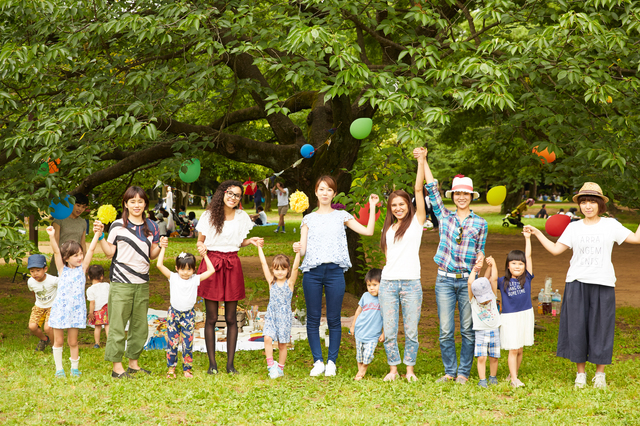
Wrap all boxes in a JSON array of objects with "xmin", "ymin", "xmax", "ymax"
[{"xmin": 2, "ymin": 0, "xmax": 640, "ymax": 289}]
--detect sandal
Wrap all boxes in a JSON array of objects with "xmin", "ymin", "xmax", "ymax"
[
  {"xmin": 435, "ymin": 375, "xmax": 455, "ymax": 383},
  {"xmin": 383, "ymin": 372, "xmax": 398, "ymax": 382},
  {"xmin": 406, "ymin": 374, "xmax": 419, "ymax": 382},
  {"xmin": 183, "ymin": 370, "xmax": 193, "ymax": 379},
  {"xmin": 166, "ymin": 369, "xmax": 176, "ymax": 379}
]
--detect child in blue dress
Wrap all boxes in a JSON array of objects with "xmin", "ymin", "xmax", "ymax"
[
  {"xmin": 257, "ymin": 241, "xmax": 301, "ymax": 379},
  {"xmin": 46, "ymin": 224, "xmax": 101, "ymax": 378}
]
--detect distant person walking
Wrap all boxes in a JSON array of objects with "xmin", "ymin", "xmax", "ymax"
[{"xmin": 271, "ymin": 181, "xmax": 289, "ymax": 233}]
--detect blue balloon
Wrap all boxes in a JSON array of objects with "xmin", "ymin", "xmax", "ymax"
[
  {"xmin": 300, "ymin": 144, "xmax": 315, "ymax": 158},
  {"xmin": 50, "ymin": 195, "xmax": 74, "ymax": 220}
]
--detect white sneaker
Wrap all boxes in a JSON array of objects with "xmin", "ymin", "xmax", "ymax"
[
  {"xmin": 325, "ymin": 360, "xmax": 336, "ymax": 376},
  {"xmin": 268, "ymin": 365, "xmax": 280, "ymax": 379},
  {"xmin": 310, "ymin": 361, "xmax": 325, "ymax": 376},
  {"xmin": 592, "ymin": 373, "xmax": 606, "ymax": 389},
  {"xmin": 575, "ymin": 372, "xmax": 587, "ymax": 389}
]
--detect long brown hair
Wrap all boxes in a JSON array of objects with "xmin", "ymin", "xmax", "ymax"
[
  {"xmin": 380, "ymin": 190, "xmax": 416, "ymax": 254},
  {"xmin": 206, "ymin": 180, "xmax": 244, "ymax": 234},
  {"xmin": 122, "ymin": 186, "xmax": 151, "ymax": 237}
]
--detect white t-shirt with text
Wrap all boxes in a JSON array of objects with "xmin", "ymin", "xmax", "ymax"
[{"xmin": 27, "ymin": 274, "xmax": 59, "ymax": 308}]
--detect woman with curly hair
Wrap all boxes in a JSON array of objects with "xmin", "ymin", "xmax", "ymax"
[{"xmin": 195, "ymin": 180, "xmax": 262, "ymax": 374}]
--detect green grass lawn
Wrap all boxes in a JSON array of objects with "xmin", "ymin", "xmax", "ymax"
[{"xmin": 3, "ymin": 203, "xmax": 640, "ymax": 424}]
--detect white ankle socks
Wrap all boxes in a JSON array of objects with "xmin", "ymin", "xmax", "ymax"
[{"xmin": 70, "ymin": 356, "xmax": 80, "ymax": 370}]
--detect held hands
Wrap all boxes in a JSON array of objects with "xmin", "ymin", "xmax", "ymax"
[
  {"xmin": 523, "ymin": 225, "xmax": 537, "ymax": 236},
  {"xmin": 257, "ymin": 239, "xmax": 265, "ymax": 248},
  {"xmin": 293, "ymin": 242, "xmax": 301, "ymax": 253},
  {"xmin": 522, "ymin": 228, "xmax": 532, "ymax": 239},
  {"xmin": 368, "ymin": 193, "xmax": 380, "ymax": 208},
  {"xmin": 412, "ymin": 147, "xmax": 427, "ymax": 160},
  {"xmin": 475, "ymin": 251, "xmax": 485, "ymax": 267},
  {"xmin": 196, "ymin": 241, "xmax": 207, "ymax": 257},
  {"xmin": 46, "ymin": 226, "xmax": 55, "ymax": 237},
  {"xmin": 473, "ymin": 260, "xmax": 483, "ymax": 272},
  {"xmin": 249, "ymin": 237, "xmax": 263, "ymax": 247},
  {"xmin": 93, "ymin": 220, "xmax": 104, "ymax": 235},
  {"xmin": 485, "ymin": 256, "xmax": 495, "ymax": 267},
  {"xmin": 159, "ymin": 236, "xmax": 169, "ymax": 249}
]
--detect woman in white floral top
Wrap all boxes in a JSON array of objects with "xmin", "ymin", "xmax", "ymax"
[{"xmin": 294, "ymin": 175, "xmax": 379, "ymax": 377}]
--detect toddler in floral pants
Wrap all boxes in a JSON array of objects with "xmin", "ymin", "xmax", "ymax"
[{"xmin": 157, "ymin": 247, "xmax": 215, "ymax": 378}]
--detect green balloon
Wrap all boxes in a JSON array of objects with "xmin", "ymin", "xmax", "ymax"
[
  {"xmin": 350, "ymin": 118, "xmax": 373, "ymax": 139},
  {"xmin": 37, "ymin": 162, "xmax": 49, "ymax": 176},
  {"xmin": 179, "ymin": 158, "xmax": 201, "ymax": 183}
]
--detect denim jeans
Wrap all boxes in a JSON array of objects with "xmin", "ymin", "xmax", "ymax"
[
  {"xmin": 435, "ymin": 275, "xmax": 475, "ymax": 378},
  {"xmin": 378, "ymin": 279, "xmax": 423, "ymax": 366},
  {"xmin": 303, "ymin": 263, "xmax": 345, "ymax": 363}
]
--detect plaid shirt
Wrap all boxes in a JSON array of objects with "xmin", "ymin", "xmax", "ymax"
[{"xmin": 426, "ymin": 182, "xmax": 487, "ymax": 273}]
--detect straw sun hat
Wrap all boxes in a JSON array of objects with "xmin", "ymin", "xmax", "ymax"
[{"xmin": 572, "ymin": 182, "xmax": 609, "ymax": 203}]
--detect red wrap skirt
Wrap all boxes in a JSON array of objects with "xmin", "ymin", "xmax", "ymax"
[{"xmin": 197, "ymin": 251, "xmax": 245, "ymax": 301}]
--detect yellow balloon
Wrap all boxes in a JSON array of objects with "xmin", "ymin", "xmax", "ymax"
[{"xmin": 487, "ymin": 186, "xmax": 507, "ymax": 206}]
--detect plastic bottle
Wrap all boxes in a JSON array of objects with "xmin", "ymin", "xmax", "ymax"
[
  {"xmin": 293, "ymin": 227, "xmax": 296, "ymax": 233},
  {"xmin": 542, "ymin": 293, "xmax": 552, "ymax": 315},
  {"xmin": 552, "ymin": 290, "xmax": 562, "ymax": 316},
  {"xmin": 537, "ymin": 288, "xmax": 544, "ymax": 314}
]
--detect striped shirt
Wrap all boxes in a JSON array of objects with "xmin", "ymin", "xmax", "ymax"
[
  {"xmin": 107, "ymin": 219, "xmax": 160, "ymax": 284},
  {"xmin": 425, "ymin": 182, "xmax": 487, "ymax": 273}
]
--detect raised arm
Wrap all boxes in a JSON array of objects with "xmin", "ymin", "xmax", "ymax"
[
  {"xmin": 241, "ymin": 236, "xmax": 263, "ymax": 247},
  {"xmin": 257, "ymin": 241, "xmax": 273, "ymax": 284},
  {"xmin": 523, "ymin": 229, "xmax": 533, "ymax": 274},
  {"xmin": 288, "ymin": 246, "xmax": 302, "ymax": 291},
  {"xmin": 624, "ymin": 223, "xmax": 640, "ymax": 244},
  {"xmin": 414, "ymin": 148, "xmax": 427, "ymax": 225},
  {"xmin": 467, "ymin": 268, "xmax": 478, "ymax": 301},
  {"xmin": 522, "ymin": 225, "xmax": 569, "ymax": 256},
  {"xmin": 414, "ymin": 146, "xmax": 435, "ymax": 184},
  {"xmin": 46, "ymin": 226, "xmax": 65, "ymax": 274},
  {"xmin": 199, "ymin": 253, "xmax": 215, "ymax": 281},
  {"xmin": 94, "ymin": 220, "xmax": 116, "ymax": 259},
  {"xmin": 486, "ymin": 256, "xmax": 498, "ymax": 296},
  {"xmin": 81, "ymin": 227, "xmax": 102, "ymax": 271},
  {"xmin": 156, "ymin": 243, "xmax": 172, "ymax": 279},
  {"xmin": 345, "ymin": 193, "xmax": 380, "ymax": 236}
]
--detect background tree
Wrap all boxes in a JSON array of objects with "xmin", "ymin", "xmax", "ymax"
[{"xmin": 2, "ymin": 0, "xmax": 640, "ymax": 292}]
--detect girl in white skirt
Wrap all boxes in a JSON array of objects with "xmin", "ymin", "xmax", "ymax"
[{"xmin": 496, "ymin": 229, "xmax": 534, "ymax": 388}]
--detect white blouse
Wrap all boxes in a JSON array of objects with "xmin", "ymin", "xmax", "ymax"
[
  {"xmin": 300, "ymin": 210, "xmax": 354, "ymax": 273},
  {"xmin": 196, "ymin": 209, "xmax": 253, "ymax": 252}
]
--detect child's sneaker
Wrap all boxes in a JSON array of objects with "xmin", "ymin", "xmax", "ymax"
[
  {"xmin": 575, "ymin": 372, "xmax": 587, "ymax": 389},
  {"xmin": 55, "ymin": 369, "xmax": 66, "ymax": 378},
  {"xmin": 592, "ymin": 373, "xmax": 606, "ymax": 389},
  {"xmin": 268, "ymin": 365, "xmax": 280, "ymax": 379},
  {"xmin": 70, "ymin": 369, "xmax": 82, "ymax": 377},
  {"xmin": 488, "ymin": 376, "xmax": 498, "ymax": 386},
  {"xmin": 477, "ymin": 379, "xmax": 488, "ymax": 388},
  {"xmin": 93, "ymin": 344, "xmax": 100, "ymax": 349},
  {"xmin": 310, "ymin": 360, "xmax": 325, "ymax": 376},
  {"xmin": 325, "ymin": 360, "xmax": 337, "ymax": 377}
]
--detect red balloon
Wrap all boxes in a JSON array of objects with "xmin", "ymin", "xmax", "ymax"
[
  {"xmin": 545, "ymin": 214, "xmax": 571, "ymax": 237},
  {"xmin": 354, "ymin": 201, "xmax": 382, "ymax": 226}
]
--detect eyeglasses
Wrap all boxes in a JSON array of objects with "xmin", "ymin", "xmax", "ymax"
[
  {"xmin": 456, "ymin": 226, "xmax": 463, "ymax": 245},
  {"xmin": 225, "ymin": 191, "xmax": 241, "ymax": 200}
]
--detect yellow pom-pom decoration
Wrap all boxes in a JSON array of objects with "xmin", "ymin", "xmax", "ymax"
[
  {"xmin": 97, "ymin": 204, "xmax": 117, "ymax": 224},
  {"xmin": 289, "ymin": 190, "xmax": 309, "ymax": 214}
]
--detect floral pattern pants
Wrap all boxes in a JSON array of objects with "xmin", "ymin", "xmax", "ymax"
[{"xmin": 166, "ymin": 306, "xmax": 195, "ymax": 371}]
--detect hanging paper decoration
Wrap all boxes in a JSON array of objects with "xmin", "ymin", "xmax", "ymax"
[
  {"xmin": 300, "ymin": 144, "xmax": 315, "ymax": 158},
  {"xmin": 350, "ymin": 118, "xmax": 373, "ymax": 139},
  {"xmin": 532, "ymin": 146, "xmax": 556, "ymax": 164},
  {"xmin": 486, "ymin": 186, "xmax": 507, "ymax": 206},
  {"xmin": 289, "ymin": 191, "xmax": 310, "ymax": 213},
  {"xmin": 179, "ymin": 158, "xmax": 201, "ymax": 183},
  {"xmin": 50, "ymin": 195, "xmax": 74, "ymax": 220},
  {"xmin": 545, "ymin": 214, "xmax": 571, "ymax": 237},
  {"xmin": 97, "ymin": 205, "xmax": 117, "ymax": 224}
]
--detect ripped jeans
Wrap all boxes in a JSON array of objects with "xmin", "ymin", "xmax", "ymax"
[{"xmin": 378, "ymin": 279, "xmax": 423, "ymax": 366}]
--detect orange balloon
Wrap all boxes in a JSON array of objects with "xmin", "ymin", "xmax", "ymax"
[
  {"xmin": 532, "ymin": 146, "xmax": 556, "ymax": 164},
  {"xmin": 48, "ymin": 158, "xmax": 61, "ymax": 173}
]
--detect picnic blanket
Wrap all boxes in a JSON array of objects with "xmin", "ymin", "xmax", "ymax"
[{"xmin": 144, "ymin": 308, "xmax": 318, "ymax": 353}]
